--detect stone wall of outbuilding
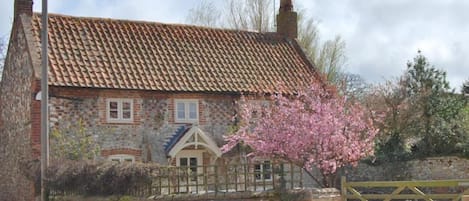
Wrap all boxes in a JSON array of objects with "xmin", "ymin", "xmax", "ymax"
[{"xmin": 343, "ymin": 156, "xmax": 469, "ymax": 182}]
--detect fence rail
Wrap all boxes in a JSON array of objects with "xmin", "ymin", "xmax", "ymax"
[{"xmin": 341, "ymin": 177, "xmax": 469, "ymax": 201}]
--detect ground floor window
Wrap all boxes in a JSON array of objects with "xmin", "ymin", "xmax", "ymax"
[{"xmin": 254, "ymin": 160, "xmax": 272, "ymax": 181}]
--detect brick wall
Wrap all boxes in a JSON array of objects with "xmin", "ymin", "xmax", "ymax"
[
  {"xmin": 47, "ymin": 87, "xmax": 238, "ymax": 164},
  {"xmin": 0, "ymin": 15, "xmax": 35, "ymax": 201},
  {"xmin": 31, "ymin": 80, "xmax": 41, "ymax": 157}
]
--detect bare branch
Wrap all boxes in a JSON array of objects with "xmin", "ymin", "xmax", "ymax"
[{"xmin": 185, "ymin": 0, "xmax": 221, "ymax": 27}]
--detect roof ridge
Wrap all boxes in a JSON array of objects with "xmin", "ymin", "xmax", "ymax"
[{"xmin": 32, "ymin": 12, "xmax": 279, "ymax": 37}]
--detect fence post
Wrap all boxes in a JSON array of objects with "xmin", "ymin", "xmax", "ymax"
[
  {"xmin": 460, "ymin": 181, "xmax": 469, "ymax": 201},
  {"xmin": 214, "ymin": 165, "xmax": 219, "ymax": 194},
  {"xmin": 341, "ymin": 176, "xmax": 347, "ymax": 201},
  {"xmin": 244, "ymin": 163, "xmax": 248, "ymax": 192}
]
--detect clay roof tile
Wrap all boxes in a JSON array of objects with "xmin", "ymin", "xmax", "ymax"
[{"xmin": 32, "ymin": 13, "xmax": 320, "ymax": 93}]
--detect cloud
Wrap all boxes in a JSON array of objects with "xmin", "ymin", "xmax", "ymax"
[
  {"xmin": 0, "ymin": 0, "xmax": 14, "ymax": 38},
  {"xmin": 32, "ymin": 0, "xmax": 202, "ymax": 24},
  {"xmin": 301, "ymin": 0, "xmax": 469, "ymax": 88}
]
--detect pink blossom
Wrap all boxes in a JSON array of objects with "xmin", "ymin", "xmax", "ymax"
[{"xmin": 222, "ymin": 82, "xmax": 380, "ymax": 182}]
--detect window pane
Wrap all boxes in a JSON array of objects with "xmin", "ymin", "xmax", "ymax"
[
  {"xmin": 177, "ymin": 103, "xmax": 185, "ymax": 119},
  {"xmin": 122, "ymin": 111, "xmax": 131, "ymax": 119},
  {"xmin": 122, "ymin": 101, "xmax": 131, "ymax": 110},
  {"xmin": 264, "ymin": 172, "xmax": 272, "ymax": 180},
  {"xmin": 254, "ymin": 164, "xmax": 261, "ymax": 171},
  {"xmin": 189, "ymin": 157, "xmax": 198, "ymax": 181},
  {"xmin": 263, "ymin": 161, "xmax": 272, "ymax": 180},
  {"xmin": 254, "ymin": 164, "xmax": 261, "ymax": 180},
  {"xmin": 189, "ymin": 103, "xmax": 197, "ymax": 119},
  {"xmin": 110, "ymin": 111, "xmax": 118, "ymax": 119},
  {"xmin": 189, "ymin": 157, "xmax": 197, "ymax": 167},
  {"xmin": 177, "ymin": 111, "xmax": 185, "ymax": 119},
  {"xmin": 109, "ymin": 101, "xmax": 118, "ymax": 110},
  {"xmin": 111, "ymin": 159, "xmax": 120, "ymax": 164},
  {"xmin": 108, "ymin": 101, "xmax": 118, "ymax": 119},
  {"xmin": 124, "ymin": 158, "xmax": 133, "ymax": 163},
  {"xmin": 180, "ymin": 158, "xmax": 188, "ymax": 166},
  {"xmin": 263, "ymin": 161, "xmax": 271, "ymax": 171}
]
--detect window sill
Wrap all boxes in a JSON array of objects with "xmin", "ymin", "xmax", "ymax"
[
  {"xmin": 175, "ymin": 120, "xmax": 199, "ymax": 124},
  {"xmin": 105, "ymin": 120, "xmax": 135, "ymax": 125}
]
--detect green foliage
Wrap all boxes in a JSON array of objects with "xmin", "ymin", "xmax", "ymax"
[
  {"xmin": 374, "ymin": 133, "xmax": 411, "ymax": 163},
  {"xmin": 404, "ymin": 51, "xmax": 467, "ymax": 157},
  {"xmin": 50, "ymin": 119, "xmax": 100, "ymax": 160},
  {"xmin": 458, "ymin": 105, "xmax": 469, "ymax": 157},
  {"xmin": 117, "ymin": 196, "xmax": 133, "ymax": 201},
  {"xmin": 373, "ymin": 51, "xmax": 468, "ymax": 161}
]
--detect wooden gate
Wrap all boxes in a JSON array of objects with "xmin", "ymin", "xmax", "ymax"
[{"xmin": 341, "ymin": 177, "xmax": 469, "ymax": 201}]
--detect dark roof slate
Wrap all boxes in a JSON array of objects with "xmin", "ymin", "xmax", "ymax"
[{"xmin": 164, "ymin": 125, "xmax": 190, "ymax": 154}]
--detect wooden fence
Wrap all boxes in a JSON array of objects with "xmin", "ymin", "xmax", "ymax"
[
  {"xmin": 151, "ymin": 162, "xmax": 303, "ymax": 195},
  {"xmin": 49, "ymin": 162, "xmax": 304, "ymax": 197},
  {"xmin": 341, "ymin": 177, "xmax": 469, "ymax": 201}
]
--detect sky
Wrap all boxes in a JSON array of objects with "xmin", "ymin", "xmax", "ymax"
[{"xmin": 1, "ymin": 0, "xmax": 468, "ymax": 90}]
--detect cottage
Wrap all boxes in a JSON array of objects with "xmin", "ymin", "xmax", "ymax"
[{"xmin": 0, "ymin": 0, "xmax": 321, "ymax": 198}]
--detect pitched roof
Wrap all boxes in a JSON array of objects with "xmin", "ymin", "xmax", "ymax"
[
  {"xmin": 164, "ymin": 125, "xmax": 189, "ymax": 154},
  {"xmin": 163, "ymin": 125, "xmax": 222, "ymax": 158},
  {"xmin": 31, "ymin": 13, "xmax": 319, "ymax": 93}
]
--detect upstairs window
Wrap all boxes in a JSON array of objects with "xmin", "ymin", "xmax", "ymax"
[
  {"xmin": 175, "ymin": 99, "xmax": 198, "ymax": 123},
  {"xmin": 106, "ymin": 99, "xmax": 133, "ymax": 123}
]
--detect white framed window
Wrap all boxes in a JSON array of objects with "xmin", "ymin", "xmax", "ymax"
[
  {"xmin": 108, "ymin": 154, "xmax": 135, "ymax": 163},
  {"xmin": 106, "ymin": 98, "xmax": 133, "ymax": 123},
  {"xmin": 254, "ymin": 160, "xmax": 272, "ymax": 181},
  {"xmin": 174, "ymin": 99, "xmax": 199, "ymax": 123}
]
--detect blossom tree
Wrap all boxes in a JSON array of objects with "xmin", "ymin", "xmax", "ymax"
[{"xmin": 222, "ymin": 83, "xmax": 379, "ymax": 187}]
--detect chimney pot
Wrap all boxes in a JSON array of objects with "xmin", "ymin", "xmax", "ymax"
[
  {"xmin": 280, "ymin": 0, "xmax": 293, "ymax": 12},
  {"xmin": 14, "ymin": 0, "xmax": 33, "ymax": 18}
]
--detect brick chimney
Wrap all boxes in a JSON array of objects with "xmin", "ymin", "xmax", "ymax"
[
  {"xmin": 277, "ymin": 0, "xmax": 297, "ymax": 39},
  {"xmin": 14, "ymin": 0, "xmax": 33, "ymax": 19}
]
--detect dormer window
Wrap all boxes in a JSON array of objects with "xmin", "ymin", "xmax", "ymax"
[
  {"xmin": 106, "ymin": 98, "xmax": 133, "ymax": 123},
  {"xmin": 175, "ymin": 99, "xmax": 198, "ymax": 123}
]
